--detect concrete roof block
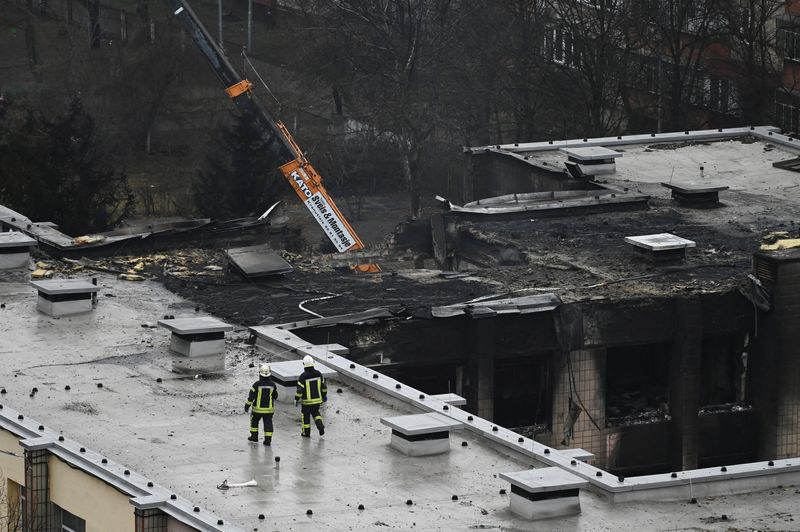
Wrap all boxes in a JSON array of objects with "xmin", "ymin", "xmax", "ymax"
[
  {"xmin": 157, "ymin": 317, "xmax": 233, "ymax": 334},
  {"xmin": 500, "ymin": 467, "xmax": 589, "ymax": 492},
  {"xmin": 30, "ymin": 278, "xmax": 100, "ymax": 294}
]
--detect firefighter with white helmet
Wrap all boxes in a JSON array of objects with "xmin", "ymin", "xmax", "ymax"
[
  {"xmin": 295, "ymin": 355, "xmax": 327, "ymax": 437},
  {"xmin": 245, "ymin": 363, "xmax": 278, "ymax": 445}
]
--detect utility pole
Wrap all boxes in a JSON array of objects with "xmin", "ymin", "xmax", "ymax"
[
  {"xmin": 247, "ymin": 0, "xmax": 253, "ymax": 52},
  {"xmin": 657, "ymin": 56, "xmax": 663, "ymax": 134},
  {"xmin": 217, "ymin": 0, "xmax": 223, "ymax": 48}
]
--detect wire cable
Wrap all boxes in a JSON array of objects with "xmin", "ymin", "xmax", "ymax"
[{"xmin": 241, "ymin": 49, "xmax": 282, "ymax": 105}]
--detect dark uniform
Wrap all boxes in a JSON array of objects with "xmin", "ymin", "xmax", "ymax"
[
  {"xmin": 295, "ymin": 366, "xmax": 327, "ymax": 437},
  {"xmin": 245, "ymin": 376, "xmax": 278, "ymax": 445}
]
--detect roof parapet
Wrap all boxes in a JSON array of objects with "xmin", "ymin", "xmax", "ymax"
[
  {"xmin": 250, "ymin": 320, "xmax": 800, "ymax": 503},
  {"xmin": 466, "ymin": 126, "xmax": 785, "ymax": 155}
]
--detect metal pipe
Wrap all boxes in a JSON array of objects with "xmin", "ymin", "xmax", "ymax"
[
  {"xmin": 247, "ymin": 0, "xmax": 252, "ymax": 52},
  {"xmin": 217, "ymin": 0, "xmax": 223, "ymax": 48}
]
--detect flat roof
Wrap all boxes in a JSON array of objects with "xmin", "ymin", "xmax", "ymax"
[
  {"xmin": 0, "ymin": 277, "xmax": 535, "ymax": 530},
  {"xmin": 3, "ymin": 276, "xmax": 800, "ymax": 530},
  {"xmin": 438, "ymin": 127, "xmax": 800, "ymax": 302}
]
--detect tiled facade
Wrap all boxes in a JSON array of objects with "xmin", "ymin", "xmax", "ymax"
[{"xmin": 546, "ymin": 349, "xmax": 610, "ymax": 468}]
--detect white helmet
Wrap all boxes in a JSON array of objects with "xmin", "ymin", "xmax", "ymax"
[
  {"xmin": 302, "ymin": 355, "xmax": 314, "ymax": 367},
  {"xmin": 259, "ymin": 364, "xmax": 271, "ymax": 377}
]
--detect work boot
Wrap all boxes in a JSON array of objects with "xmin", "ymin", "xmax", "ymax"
[
  {"xmin": 247, "ymin": 435, "xmax": 258, "ymax": 442},
  {"xmin": 315, "ymin": 419, "xmax": 325, "ymax": 436},
  {"xmin": 263, "ymin": 436, "xmax": 271, "ymax": 446},
  {"xmin": 301, "ymin": 430, "xmax": 311, "ymax": 438}
]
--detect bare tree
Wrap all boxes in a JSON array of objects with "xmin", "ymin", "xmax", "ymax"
[
  {"xmin": 724, "ymin": 0, "xmax": 784, "ymax": 124},
  {"xmin": 298, "ymin": 0, "xmax": 465, "ymax": 219},
  {"xmin": 111, "ymin": 5, "xmax": 183, "ymax": 154},
  {"xmin": 544, "ymin": 0, "xmax": 642, "ymax": 136},
  {"xmin": 453, "ymin": 0, "xmax": 550, "ymax": 144},
  {"xmin": 640, "ymin": 0, "xmax": 727, "ymax": 130},
  {"xmin": 0, "ymin": 473, "xmax": 22, "ymax": 532}
]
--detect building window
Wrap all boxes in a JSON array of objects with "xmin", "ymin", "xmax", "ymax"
[
  {"xmin": 543, "ymin": 27, "xmax": 578, "ymax": 67},
  {"xmin": 494, "ymin": 356, "xmax": 552, "ymax": 429},
  {"xmin": 699, "ymin": 334, "xmax": 749, "ymax": 408},
  {"xmin": 52, "ymin": 505, "xmax": 86, "ymax": 532},
  {"xmin": 778, "ymin": 27, "xmax": 800, "ymax": 61},
  {"xmin": 606, "ymin": 343, "xmax": 670, "ymax": 426},
  {"xmin": 775, "ymin": 101, "xmax": 800, "ymax": 134},
  {"xmin": 628, "ymin": 56, "xmax": 661, "ymax": 94},
  {"xmin": 688, "ymin": 76, "xmax": 739, "ymax": 115},
  {"xmin": 708, "ymin": 77, "xmax": 738, "ymax": 115}
]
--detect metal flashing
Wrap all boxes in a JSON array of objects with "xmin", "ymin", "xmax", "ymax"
[{"xmin": 467, "ymin": 126, "xmax": 773, "ymax": 155}]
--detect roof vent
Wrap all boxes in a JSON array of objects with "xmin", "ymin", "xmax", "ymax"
[{"xmin": 560, "ymin": 146, "xmax": 622, "ymax": 179}]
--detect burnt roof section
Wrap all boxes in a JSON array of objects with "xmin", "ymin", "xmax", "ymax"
[{"xmin": 445, "ymin": 126, "xmax": 800, "ymax": 303}]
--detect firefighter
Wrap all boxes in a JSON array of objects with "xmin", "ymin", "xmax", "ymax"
[
  {"xmin": 295, "ymin": 355, "xmax": 327, "ymax": 437},
  {"xmin": 245, "ymin": 364, "xmax": 278, "ymax": 445}
]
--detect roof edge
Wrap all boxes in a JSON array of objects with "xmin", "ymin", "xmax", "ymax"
[{"xmin": 465, "ymin": 126, "xmax": 785, "ymax": 155}]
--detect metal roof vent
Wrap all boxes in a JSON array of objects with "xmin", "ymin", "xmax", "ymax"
[{"xmin": 560, "ymin": 146, "xmax": 622, "ymax": 179}]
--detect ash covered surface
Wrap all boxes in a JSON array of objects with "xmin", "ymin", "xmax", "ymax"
[
  {"xmin": 159, "ymin": 265, "xmax": 497, "ymax": 325},
  {"xmin": 468, "ymin": 201, "xmax": 778, "ymax": 302},
  {"xmin": 34, "ymin": 186, "xmax": 794, "ymax": 326},
  {"xmin": 156, "ymin": 193, "xmax": 771, "ymax": 325}
]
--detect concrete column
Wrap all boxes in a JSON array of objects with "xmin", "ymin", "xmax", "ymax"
[
  {"xmin": 23, "ymin": 449, "xmax": 52, "ymax": 531},
  {"xmin": 751, "ymin": 250, "xmax": 800, "ymax": 460},
  {"xmin": 464, "ymin": 314, "xmax": 495, "ymax": 421},
  {"xmin": 669, "ymin": 298, "xmax": 702, "ymax": 471}
]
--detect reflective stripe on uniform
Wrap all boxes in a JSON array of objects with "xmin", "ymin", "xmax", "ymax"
[
  {"xmin": 253, "ymin": 385, "xmax": 275, "ymax": 413},
  {"xmin": 301, "ymin": 377, "xmax": 322, "ymax": 405}
]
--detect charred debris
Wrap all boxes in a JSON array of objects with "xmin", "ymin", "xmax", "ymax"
[{"xmin": 5, "ymin": 127, "xmax": 800, "ymax": 475}]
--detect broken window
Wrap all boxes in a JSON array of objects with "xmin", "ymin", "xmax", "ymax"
[
  {"xmin": 495, "ymin": 356, "xmax": 551, "ymax": 429},
  {"xmin": 606, "ymin": 343, "xmax": 669, "ymax": 426},
  {"xmin": 699, "ymin": 334, "xmax": 750, "ymax": 412}
]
